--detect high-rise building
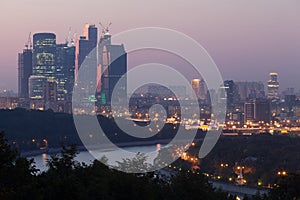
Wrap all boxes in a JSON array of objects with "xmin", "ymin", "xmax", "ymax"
[
  {"xmin": 75, "ymin": 24, "xmax": 98, "ymax": 104},
  {"xmin": 191, "ymin": 79, "xmax": 200, "ymax": 99},
  {"xmin": 267, "ymin": 72, "xmax": 279, "ymax": 99},
  {"xmin": 56, "ymin": 43, "xmax": 75, "ymax": 101},
  {"xmin": 33, "ymin": 33, "xmax": 56, "ymax": 79},
  {"xmin": 244, "ymin": 99, "xmax": 270, "ymax": 124},
  {"xmin": 99, "ymin": 44, "xmax": 127, "ymax": 104},
  {"xmin": 244, "ymin": 101, "xmax": 255, "ymax": 123},
  {"xmin": 255, "ymin": 99, "xmax": 271, "ymax": 123},
  {"xmin": 236, "ymin": 81, "xmax": 265, "ymax": 100},
  {"xmin": 95, "ymin": 26, "xmax": 127, "ymax": 105},
  {"xmin": 224, "ymin": 80, "xmax": 240, "ymax": 106},
  {"xmin": 199, "ymin": 79, "xmax": 206, "ymax": 100},
  {"xmin": 45, "ymin": 79, "xmax": 57, "ymax": 102},
  {"xmin": 18, "ymin": 48, "xmax": 32, "ymax": 98},
  {"xmin": 28, "ymin": 75, "xmax": 48, "ymax": 100},
  {"xmin": 75, "ymin": 24, "xmax": 98, "ymax": 75}
]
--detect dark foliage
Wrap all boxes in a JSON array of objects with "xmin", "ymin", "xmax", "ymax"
[{"xmin": 0, "ymin": 132, "xmax": 236, "ymax": 200}]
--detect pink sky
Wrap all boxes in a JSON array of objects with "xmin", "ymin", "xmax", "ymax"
[{"xmin": 0, "ymin": 0, "xmax": 299, "ymax": 91}]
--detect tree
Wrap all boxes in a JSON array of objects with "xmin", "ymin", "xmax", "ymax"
[
  {"xmin": 269, "ymin": 173, "xmax": 300, "ymax": 200},
  {"xmin": 169, "ymin": 170, "xmax": 235, "ymax": 200},
  {"xmin": 0, "ymin": 132, "xmax": 38, "ymax": 199},
  {"xmin": 115, "ymin": 152, "xmax": 153, "ymax": 173}
]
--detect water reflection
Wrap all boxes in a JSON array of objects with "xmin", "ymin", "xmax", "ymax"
[{"xmin": 31, "ymin": 145, "xmax": 164, "ymax": 171}]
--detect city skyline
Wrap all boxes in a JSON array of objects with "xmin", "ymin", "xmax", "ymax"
[{"xmin": 0, "ymin": 0, "xmax": 300, "ymax": 91}]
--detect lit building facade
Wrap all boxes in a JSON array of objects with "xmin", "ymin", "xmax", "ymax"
[
  {"xmin": 267, "ymin": 72, "xmax": 279, "ymax": 99},
  {"xmin": 28, "ymin": 75, "xmax": 47, "ymax": 110},
  {"xmin": 191, "ymin": 79, "xmax": 200, "ymax": 99},
  {"xmin": 244, "ymin": 99, "xmax": 270, "ymax": 124},
  {"xmin": 28, "ymin": 75, "xmax": 47, "ymax": 100},
  {"xmin": 199, "ymin": 79, "xmax": 206, "ymax": 100},
  {"xmin": 56, "ymin": 43, "xmax": 75, "ymax": 101},
  {"xmin": 32, "ymin": 33, "xmax": 56, "ymax": 79}
]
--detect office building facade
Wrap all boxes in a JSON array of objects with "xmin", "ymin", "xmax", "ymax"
[
  {"xmin": 267, "ymin": 72, "xmax": 279, "ymax": 99},
  {"xmin": 18, "ymin": 49, "xmax": 32, "ymax": 98}
]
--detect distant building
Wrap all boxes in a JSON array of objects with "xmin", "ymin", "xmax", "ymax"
[
  {"xmin": 0, "ymin": 97, "xmax": 19, "ymax": 110},
  {"xmin": 75, "ymin": 24, "xmax": 98, "ymax": 104},
  {"xmin": 199, "ymin": 79, "xmax": 206, "ymax": 100},
  {"xmin": 244, "ymin": 102, "xmax": 255, "ymax": 123},
  {"xmin": 33, "ymin": 33, "xmax": 56, "ymax": 79},
  {"xmin": 255, "ymin": 99, "xmax": 271, "ymax": 123},
  {"xmin": 282, "ymin": 88, "xmax": 294, "ymax": 96},
  {"xmin": 18, "ymin": 48, "xmax": 32, "ymax": 98},
  {"xmin": 75, "ymin": 24, "xmax": 98, "ymax": 75},
  {"xmin": 56, "ymin": 43, "xmax": 75, "ymax": 101},
  {"xmin": 169, "ymin": 85, "xmax": 187, "ymax": 99},
  {"xmin": 45, "ymin": 79, "xmax": 57, "ymax": 102},
  {"xmin": 267, "ymin": 72, "xmax": 279, "ymax": 99},
  {"xmin": 148, "ymin": 85, "xmax": 174, "ymax": 98},
  {"xmin": 244, "ymin": 99, "xmax": 270, "ymax": 124},
  {"xmin": 99, "ymin": 44, "xmax": 127, "ymax": 104},
  {"xmin": 224, "ymin": 80, "xmax": 240, "ymax": 104},
  {"xmin": 28, "ymin": 75, "xmax": 47, "ymax": 100},
  {"xmin": 94, "ymin": 26, "xmax": 127, "ymax": 105},
  {"xmin": 28, "ymin": 75, "xmax": 48, "ymax": 110},
  {"xmin": 191, "ymin": 79, "xmax": 200, "ymax": 99},
  {"xmin": 224, "ymin": 80, "xmax": 240, "ymax": 118},
  {"xmin": 235, "ymin": 81, "xmax": 265, "ymax": 100}
]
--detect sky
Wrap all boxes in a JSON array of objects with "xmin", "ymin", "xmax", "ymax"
[{"xmin": 0, "ymin": 0, "xmax": 299, "ymax": 92}]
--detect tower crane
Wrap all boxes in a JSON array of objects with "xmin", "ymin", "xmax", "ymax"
[
  {"xmin": 99, "ymin": 22, "xmax": 112, "ymax": 35},
  {"xmin": 25, "ymin": 32, "xmax": 32, "ymax": 50}
]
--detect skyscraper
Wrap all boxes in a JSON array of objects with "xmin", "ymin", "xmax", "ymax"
[
  {"xmin": 224, "ymin": 80, "xmax": 240, "ymax": 105},
  {"xmin": 56, "ymin": 43, "xmax": 75, "ymax": 101},
  {"xmin": 235, "ymin": 81, "xmax": 265, "ymax": 100},
  {"xmin": 74, "ymin": 24, "xmax": 98, "ymax": 105},
  {"xmin": 96, "ymin": 26, "xmax": 127, "ymax": 105},
  {"xmin": 32, "ymin": 33, "xmax": 56, "ymax": 79},
  {"xmin": 199, "ymin": 79, "xmax": 206, "ymax": 100},
  {"xmin": 75, "ymin": 24, "xmax": 98, "ymax": 75},
  {"xmin": 28, "ymin": 75, "xmax": 47, "ymax": 110},
  {"xmin": 18, "ymin": 48, "xmax": 32, "ymax": 98},
  {"xmin": 267, "ymin": 72, "xmax": 279, "ymax": 99},
  {"xmin": 191, "ymin": 79, "xmax": 200, "ymax": 99},
  {"xmin": 244, "ymin": 101, "xmax": 255, "ymax": 123},
  {"xmin": 244, "ymin": 99, "xmax": 270, "ymax": 124},
  {"xmin": 99, "ymin": 44, "xmax": 127, "ymax": 104}
]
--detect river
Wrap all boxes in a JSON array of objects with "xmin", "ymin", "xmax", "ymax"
[{"xmin": 29, "ymin": 144, "xmax": 166, "ymax": 171}]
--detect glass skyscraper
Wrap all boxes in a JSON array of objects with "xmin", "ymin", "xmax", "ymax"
[
  {"xmin": 18, "ymin": 48, "xmax": 32, "ymax": 98},
  {"xmin": 56, "ymin": 43, "xmax": 75, "ymax": 101},
  {"xmin": 33, "ymin": 33, "xmax": 56, "ymax": 79},
  {"xmin": 267, "ymin": 72, "xmax": 279, "ymax": 99}
]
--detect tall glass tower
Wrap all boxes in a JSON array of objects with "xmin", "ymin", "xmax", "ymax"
[
  {"xmin": 267, "ymin": 72, "xmax": 279, "ymax": 99},
  {"xmin": 56, "ymin": 43, "xmax": 75, "ymax": 101},
  {"xmin": 32, "ymin": 33, "xmax": 56, "ymax": 79},
  {"xmin": 18, "ymin": 49, "xmax": 32, "ymax": 98}
]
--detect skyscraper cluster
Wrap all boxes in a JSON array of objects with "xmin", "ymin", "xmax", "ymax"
[{"xmin": 17, "ymin": 23, "xmax": 127, "ymax": 112}]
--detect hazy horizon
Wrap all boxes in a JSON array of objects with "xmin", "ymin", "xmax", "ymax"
[{"xmin": 0, "ymin": 0, "xmax": 299, "ymax": 92}]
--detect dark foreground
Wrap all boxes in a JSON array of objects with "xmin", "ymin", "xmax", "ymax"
[{"xmin": 1, "ymin": 132, "xmax": 299, "ymax": 200}]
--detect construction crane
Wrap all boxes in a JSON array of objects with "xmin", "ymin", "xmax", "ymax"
[
  {"xmin": 66, "ymin": 27, "xmax": 71, "ymax": 46},
  {"xmin": 25, "ymin": 32, "xmax": 32, "ymax": 50},
  {"xmin": 99, "ymin": 22, "xmax": 112, "ymax": 35}
]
